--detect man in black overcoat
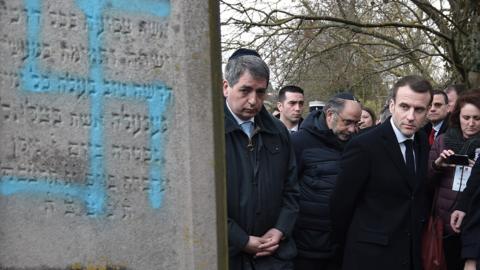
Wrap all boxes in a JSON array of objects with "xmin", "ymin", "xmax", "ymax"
[
  {"xmin": 330, "ymin": 75, "xmax": 434, "ymax": 270},
  {"xmin": 223, "ymin": 48, "xmax": 299, "ymax": 270}
]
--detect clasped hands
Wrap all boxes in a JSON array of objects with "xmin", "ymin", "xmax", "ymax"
[{"xmin": 243, "ymin": 228, "xmax": 284, "ymax": 257}]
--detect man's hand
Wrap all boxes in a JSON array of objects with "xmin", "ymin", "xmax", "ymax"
[
  {"xmin": 450, "ymin": 210, "xmax": 466, "ymax": 233},
  {"xmin": 243, "ymin": 236, "xmax": 269, "ymax": 254},
  {"xmin": 255, "ymin": 228, "xmax": 284, "ymax": 257},
  {"xmin": 464, "ymin": 259, "xmax": 476, "ymax": 270}
]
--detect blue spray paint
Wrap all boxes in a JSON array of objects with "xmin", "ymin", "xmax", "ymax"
[{"xmin": 0, "ymin": 0, "xmax": 172, "ymax": 215}]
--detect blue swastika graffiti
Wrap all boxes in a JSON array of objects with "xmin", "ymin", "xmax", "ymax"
[{"xmin": 0, "ymin": 0, "xmax": 172, "ymax": 215}]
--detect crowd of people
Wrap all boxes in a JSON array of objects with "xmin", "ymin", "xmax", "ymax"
[{"xmin": 222, "ymin": 48, "xmax": 480, "ymax": 270}]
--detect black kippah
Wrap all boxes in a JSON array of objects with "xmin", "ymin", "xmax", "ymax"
[
  {"xmin": 228, "ymin": 48, "xmax": 261, "ymax": 61},
  {"xmin": 333, "ymin": 92, "xmax": 358, "ymax": 101}
]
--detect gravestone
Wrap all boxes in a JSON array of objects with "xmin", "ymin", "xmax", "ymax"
[{"xmin": 0, "ymin": 0, "xmax": 226, "ymax": 269}]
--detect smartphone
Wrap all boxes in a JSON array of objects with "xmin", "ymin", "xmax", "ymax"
[{"xmin": 445, "ymin": 154, "xmax": 469, "ymax": 165}]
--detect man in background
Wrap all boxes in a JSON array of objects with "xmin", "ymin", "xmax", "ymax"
[
  {"xmin": 277, "ymin": 85, "xmax": 305, "ymax": 133},
  {"xmin": 444, "ymin": 84, "xmax": 465, "ymax": 113},
  {"xmin": 292, "ymin": 93, "xmax": 361, "ymax": 270},
  {"xmin": 423, "ymin": 90, "xmax": 450, "ymax": 146}
]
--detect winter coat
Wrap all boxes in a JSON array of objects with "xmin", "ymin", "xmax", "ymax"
[
  {"xmin": 428, "ymin": 134, "xmax": 457, "ymax": 234},
  {"xmin": 428, "ymin": 132, "xmax": 480, "ymax": 234},
  {"xmin": 291, "ymin": 110, "xmax": 346, "ymax": 259},
  {"xmin": 225, "ymin": 103, "xmax": 300, "ymax": 270},
  {"xmin": 331, "ymin": 119, "xmax": 430, "ymax": 270}
]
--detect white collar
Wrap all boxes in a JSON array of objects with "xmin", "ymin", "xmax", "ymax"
[
  {"xmin": 390, "ymin": 117, "xmax": 415, "ymax": 143},
  {"xmin": 432, "ymin": 120, "xmax": 444, "ymax": 132},
  {"xmin": 290, "ymin": 124, "xmax": 299, "ymax": 132}
]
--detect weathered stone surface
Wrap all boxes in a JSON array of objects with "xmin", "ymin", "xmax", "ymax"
[{"xmin": 0, "ymin": 0, "xmax": 224, "ymax": 269}]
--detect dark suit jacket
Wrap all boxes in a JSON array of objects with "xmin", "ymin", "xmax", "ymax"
[
  {"xmin": 423, "ymin": 116, "xmax": 449, "ymax": 142},
  {"xmin": 331, "ymin": 119, "xmax": 429, "ymax": 270}
]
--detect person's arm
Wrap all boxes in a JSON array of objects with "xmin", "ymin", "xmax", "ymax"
[
  {"xmin": 291, "ymin": 134, "xmax": 304, "ymax": 176},
  {"xmin": 273, "ymin": 135, "xmax": 300, "ymax": 241},
  {"xmin": 330, "ymin": 138, "xmax": 370, "ymax": 246},
  {"xmin": 457, "ymin": 159, "xmax": 480, "ymax": 263},
  {"xmin": 254, "ymin": 134, "xmax": 299, "ymax": 257},
  {"xmin": 428, "ymin": 137, "xmax": 446, "ymax": 177},
  {"xmin": 228, "ymin": 218, "xmax": 250, "ymax": 255}
]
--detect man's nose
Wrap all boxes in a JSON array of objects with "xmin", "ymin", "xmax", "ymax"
[
  {"xmin": 247, "ymin": 92, "xmax": 257, "ymax": 105},
  {"xmin": 348, "ymin": 125, "xmax": 357, "ymax": 133},
  {"xmin": 406, "ymin": 108, "xmax": 415, "ymax": 120}
]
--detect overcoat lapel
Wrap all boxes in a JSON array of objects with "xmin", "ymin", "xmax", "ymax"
[{"xmin": 379, "ymin": 122, "xmax": 414, "ymax": 189}]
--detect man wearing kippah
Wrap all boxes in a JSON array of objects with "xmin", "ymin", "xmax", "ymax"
[
  {"xmin": 223, "ymin": 48, "xmax": 299, "ymax": 270},
  {"xmin": 291, "ymin": 92, "xmax": 361, "ymax": 270}
]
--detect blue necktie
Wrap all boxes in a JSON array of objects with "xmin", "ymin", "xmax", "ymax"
[{"xmin": 240, "ymin": 121, "xmax": 254, "ymax": 138}]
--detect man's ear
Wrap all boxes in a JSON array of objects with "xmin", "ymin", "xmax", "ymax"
[
  {"xmin": 223, "ymin": 80, "xmax": 229, "ymax": 97},
  {"xmin": 277, "ymin": 102, "xmax": 283, "ymax": 112},
  {"xmin": 325, "ymin": 109, "xmax": 335, "ymax": 128},
  {"xmin": 389, "ymin": 99, "xmax": 395, "ymax": 114},
  {"xmin": 326, "ymin": 109, "xmax": 334, "ymax": 118},
  {"xmin": 325, "ymin": 109, "xmax": 335, "ymax": 121}
]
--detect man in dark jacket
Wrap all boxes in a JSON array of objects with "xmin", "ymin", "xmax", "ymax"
[
  {"xmin": 277, "ymin": 85, "xmax": 305, "ymax": 133},
  {"xmin": 292, "ymin": 93, "xmax": 361, "ymax": 270},
  {"xmin": 331, "ymin": 75, "xmax": 433, "ymax": 270},
  {"xmin": 423, "ymin": 90, "xmax": 450, "ymax": 146},
  {"xmin": 223, "ymin": 48, "xmax": 299, "ymax": 270}
]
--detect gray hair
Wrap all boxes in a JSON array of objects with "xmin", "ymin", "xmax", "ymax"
[
  {"xmin": 323, "ymin": 98, "xmax": 348, "ymax": 114},
  {"xmin": 224, "ymin": 55, "xmax": 270, "ymax": 87}
]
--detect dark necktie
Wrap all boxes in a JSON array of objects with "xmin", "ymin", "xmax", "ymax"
[
  {"xmin": 404, "ymin": 139, "xmax": 415, "ymax": 176},
  {"xmin": 428, "ymin": 129, "xmax": 435, "ymax": 145}
]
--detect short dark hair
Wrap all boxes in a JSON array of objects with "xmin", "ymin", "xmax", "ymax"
[
  {"xmin": 278, "ymin": 85, "xmax": 304, "ymax": 102},
  {"xmin": 362, "ymin": 106, "xmax": 377, "ymax": 124},
  {"xmin": 391, "ymin": 75, "xmax": 433, "ymax": 103},
  {"xmin": 449, "ymin": 89, "xmax": 480, "ymax": 129},
  {"xmin": 432, "ymin": 89, "xmax": 449, "ymax": 105},
  {"xmin": 444, "ymin": 84, "xmax": 466, "ymax": 95}
]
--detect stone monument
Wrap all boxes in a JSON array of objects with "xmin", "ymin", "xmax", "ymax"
[{"xmin": 0, "ymin": 0, "xmax": 226, "ymax": 269}]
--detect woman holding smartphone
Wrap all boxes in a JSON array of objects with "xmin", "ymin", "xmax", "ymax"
[{"xmin": 428, "ymin": 90, "xmax": 480, "ymax": 270}]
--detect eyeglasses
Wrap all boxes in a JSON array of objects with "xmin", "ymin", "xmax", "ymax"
[{"xmin": 335, "ymin": 112, "xmax": 360, "ymax": 128}]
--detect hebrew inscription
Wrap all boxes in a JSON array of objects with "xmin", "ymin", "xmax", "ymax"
[{"xmin": 0, "ymin": 0, "xmax": 172, "ymax": 217}]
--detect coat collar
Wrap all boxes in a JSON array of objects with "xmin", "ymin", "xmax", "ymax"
[
  {"xmin": 224, "ymin": 101, "xmax": 280, "ymax": 135},
  {"xmin": 379, "ymin": 118, "xmax": 426, "ymax": 190}
]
